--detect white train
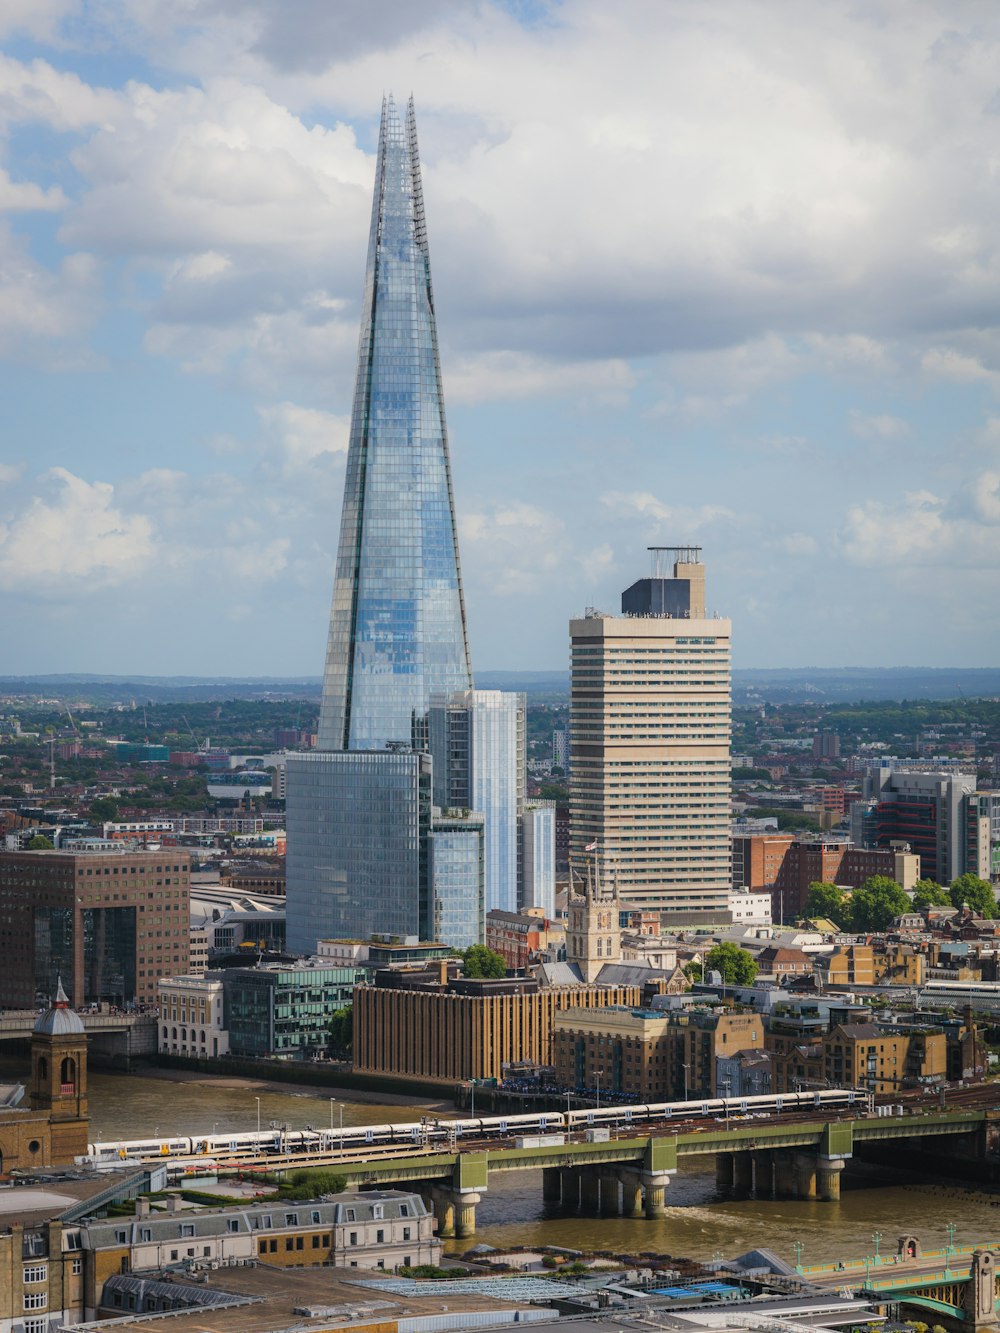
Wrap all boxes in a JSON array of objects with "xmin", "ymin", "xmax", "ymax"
[{"xmin": 86, "ymin": 1087, "xmax": 868, "ymax": 1164}]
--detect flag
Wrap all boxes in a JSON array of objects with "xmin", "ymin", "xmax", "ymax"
[{"xmin": 584, "ymin": 840, "xmax": 598, "ymax": 852}]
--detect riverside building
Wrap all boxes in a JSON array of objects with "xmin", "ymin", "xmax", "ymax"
[{"xmin": 569, "ymin": 548, "xmax": 731, "ymax": 917}]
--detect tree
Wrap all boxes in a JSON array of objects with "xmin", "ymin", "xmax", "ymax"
[
  {"xmin": 27, "ymin": 834, "xmax": 54, "ymax": 850},
  {"xmin": 89, "ymin": 796, "xmax": 120, "ymax": 822},
  {"xmin": 804, "ymin": 881, "xmax": 850, "ymax": 927},
  {"xmin": 704, "ymin": 942, "xmax": 758, "ymax": 986},
  {"xmin": 460, "ymin": 944, "xmax": 507, "ymax": 979},
  {"xmin": 849, "ymin": 876, "xmax": 910, "ymax": 932},
  {"xmin": 912, "ymin": 878, "xmax": 950, "ymax": 909},
  {"xmin": 949, "ymin": 873, "xmax": 998, "ymax": 918},
  {"xmin": 328, "ymin": 1005, "xmax": 353, "ymax": 1057}
]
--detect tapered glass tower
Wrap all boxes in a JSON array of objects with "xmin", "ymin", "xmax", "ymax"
[
  {"xmin": 318, "ymin": 94, "xmax": 472, "ymax": 752},
  {"xmin": 286, "ymin": 97, "xmax": 477, "ymax": 953}
]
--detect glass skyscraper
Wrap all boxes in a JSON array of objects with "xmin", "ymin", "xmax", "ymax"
[
  {"xmin": 286, "ymin": 97, "xmax": 476, "ymax": 953},
  {"xmin": 317, "ymin": 94, "xmax": 472, "ymax": 754}
]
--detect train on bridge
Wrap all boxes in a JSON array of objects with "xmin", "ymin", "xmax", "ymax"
[{"xmin": 86, "ymin": 1087, "xmax": 870, "ymax": 1165}]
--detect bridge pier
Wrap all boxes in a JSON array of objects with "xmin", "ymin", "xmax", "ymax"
[
  {"xmin": 600, "ymin": 1168, "xmax": 621, "ymax": 1216},
  {"xmin": 773, "ymin": 1150, "xmax": 796, "ymax": 1198},
  {"xmin": 620, "ymin": 1170, "xmax": 644, "ymax": 1218},
  {"xmin": 817, "ymin": 1157, "xmax": 845, "ymax": 1202},
  {"xmin": 580, "ymin": 1168, "xmax": 601, "ymax": 1216},
  {"xmin": 716, "ymin": 1153, "xmax": 735, "ymax": 1194},
  {"xmin": 752, "ymin": 1149, "xmax": 774, "ymax": 1198},
  {"xmin": 732, "ymin": 1151, "xmax": 753, "ymax": 1195},
  {"xmin": 542, "ymin": 1167, "xmax": 562, "ymax": 1206},
  {"xmin": 795, "ymin": 1152, "xmax": 818, "ymax": 1199},
  {"xmin": 560, "ymin": 1167, "xmax": 580, "ymax": 1212},
  {"xmin": 642, "ymin": 1171, "xmax": 670, "ymax": 1220},
  {"xmin": 428, "ymin": 1188, "xmax": 455, "ymax": 1238},
  {"xmin": 454, "ymin": 1191, "xmax": 481, "ymax": 1239}
]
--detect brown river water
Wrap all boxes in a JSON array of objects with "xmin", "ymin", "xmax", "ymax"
[{"xmin": 8, "ymin": 1058, "xmax": 1000, "ymax": 1266}]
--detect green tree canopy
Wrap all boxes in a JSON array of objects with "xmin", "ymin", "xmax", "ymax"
[
  {"xmin": 27, "ymin": 834, "xmax": 54, "ymax": 850},
  {"xmin": 89, "ymin": 795, "xmax": 120, "ymax": 822},
  {"xmin": 804, "ymin": 881, "xmax": 851, "ymax": 927},
  {"xmin": 912, "ymin": 878, "xmax": 950, "ymax": 909},
  {"xmin": 328, "ymin": 1005, "xmax": 352, "ymax": 1057},
  {"xmin": 949, "ymin": 873, "xmax": 998, "ymax": 918},
  {"xmin": 460, "ymin": 944, "xmax": 507, "ymax": 978},
  {"xmin": 705, "ymin": 942, "xmax": 758, "ymax": 986},
  {"xmin": 850, "ymin": 876, "xmax": 910, "ymax": 931}
]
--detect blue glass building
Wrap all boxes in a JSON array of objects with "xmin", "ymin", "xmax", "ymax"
[
  {"xmin": 286, "ymin": 97, "xmax": 475, "ymax": 954},
  {"xmin": 317, "ymin": 94, "xmax": 472, "ymax": 754}
]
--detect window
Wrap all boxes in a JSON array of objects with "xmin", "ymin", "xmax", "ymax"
[
  {"xmin": 312, "ymin": 1236, "xmax": 320, "ymax": 1248},
  {"xmin": 24, "ymin": 1293, "xmax": 47, "ymax": 1310},
  {"xmin": 345, "ymin": 1209, "xmax": 355, "ymax": 1222},
  {"xmin": 402, "ymin": 1227, "xmax": 411, "ymax": 1241},
  {"xmin": 139, "ymin": 1228, "xmax": 151, "ymax": 1242},
  {"xmin": 269, "ymin": 1239, "xmax": 277, "ymax": 1253},
  {"xmin": 23, "ymin": 1265, "xmax": 47, "ymax": 1284},
  {"xmin": 115, "ymin": 1230, "xmax": 127, "ymax": 1244},
  {"xmin": 25, "ymin": 1320, "xmax": 47, "ymax": 1333},
  {"xmin": 311, "ymin": 1211, "xmax": 321, "ymax": 1223},
  {"xmin": 349, "ymin": 1232, "xmax": 358, "ymax": 1246},
  {"xmin": 371, "ymin": 1205, "xmax": 383, "ymax": 1220},
  {"xmin": 170, "ymin": 1250, "xmax": 178, "ymax": 1261},
  {"xmin": 285, "ymin": 1213, "xmax": 298, "ymax": 1225},
  {"xmin": 258, "ymin": 1241, "xmax": 267, "ymax": 1256},
  {"xmin": 376, "ymin": 1229, "xmax": 385, "ymax": 1244},
  {"xmin": 180, "ymin": 1224, "xmax": 194, "ymax": 1238},
  {"xmin": 400, "ymin": 1204, "xmax": 409, "ymax": 1217},
  {"xmin": 285, "ymin": 1239, "xmax": 293, "ymax": 1252},
  {"xmin": 71, "ymin": 1258, "xmax": 82, "ymax": 1276}
]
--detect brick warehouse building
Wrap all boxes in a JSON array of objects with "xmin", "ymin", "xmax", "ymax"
[{"xmin": 0, "ymin": 848, "xmax": 190, "ymax": 1009}]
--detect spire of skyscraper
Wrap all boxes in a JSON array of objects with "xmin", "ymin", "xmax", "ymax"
[{"xmin": 317, "ymin": 94, "xmax": 472, "ymax": 753}]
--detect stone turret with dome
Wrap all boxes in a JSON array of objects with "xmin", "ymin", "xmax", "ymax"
[{"xmin": 34, "ymin": 977, "xmax": 86, "ymax": 1038}]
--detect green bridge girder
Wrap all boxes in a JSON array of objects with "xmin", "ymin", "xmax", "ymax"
[{"xmin": 300, "ymin": 1107, "xmax": 990, "ymax": 1190}]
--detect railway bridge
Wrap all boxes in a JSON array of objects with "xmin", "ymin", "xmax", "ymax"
[{"xmin": 237, "ymin": 1105, "xmax": 1000, "ymax": 1238}]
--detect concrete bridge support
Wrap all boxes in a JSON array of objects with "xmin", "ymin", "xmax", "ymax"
[
  {"xmin": 752, "ymin": 1149, "xmax": 774, "ymax": 1198},
  {"xmin": 560, "ymin": 1167, "xmax": 580, "ymax": 1212},
  {"xmin": 733, "ymin": 1151, "xmax": 754, "ymax": 1195},
  {"xmin": 817, "ymin": 1157, "xmax": 845, "ymax": 1202},
  {"xmin": 620, "ymin": 1170, "xmax": 644, "ymax": 1218},
  {"xmin": 580, "ymin": 1168, "xmax": 602, "ymax": 1216},
  {"xmin": 428, "ymin": 1188, "xmax": 455, "ymax": 1238},
  {"xmin": 795, "ymin": 1152, "xmax": 818, "ymax": 1199},
  {"xmin": 716, "ymin": 1153, "xmax": 735, "ymax": 1194},
  {"xmin": 642, "ymin": 1171, "xmax": 671, "ymax": 1220},
  {"xmin": 542, "ymin": 1167, "xmax": 562, "ymax": 1206},
  {"xmin": 454, "ymin": 1191, "xmax": 481, "ymax": 1239},
  {"xmin": 600, "ymin": 1168, "xmax": 621, "ymax": 1216},
  {"xmin": 773, "ymin": 1150, "xmax": 797, "ymax": 1198}
]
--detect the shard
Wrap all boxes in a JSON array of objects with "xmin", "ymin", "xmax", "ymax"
[
  {"xmin": 285, "ymin": 97, "xmax": 480, "ymax": 953},
  {"xmin": 318, "ymin": 94, "xmax": 472, "ymax": 753}
]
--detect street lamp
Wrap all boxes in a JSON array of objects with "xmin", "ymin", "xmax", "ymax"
[
  {"xmin": 945, "ymin": 1221, "xmax": 957, "ymax": 1277},
  {"xmin": 682, "ymin": 1062, "xmax": 691, "ymax": 1102},
  {"xmin": 330, "ymin": 1098, "xmax": 343, "ymax": 1142},
  {"xmin": 793, "ymin": 1240, "xmax": 804, "ymax": 1273},
  {"xmin": 872, "ymin": 1231, "xmax": 883, "ymax": 1265},
  {"xmin": 595, "ymin": 1069, "xmax": 602, "ymax": 1111},
  {"xmin": 254, "ymin": 1096, "xmax": 261, "ymax": 1154}
]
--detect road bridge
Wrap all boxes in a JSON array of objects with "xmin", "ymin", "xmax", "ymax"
[
  {"xmin": 200, "ymin": 1105, "xmax": 1000, "ymax": 1238},
  {"xmin": 0, "ymin": 1010, "xmax": 157, "ymax": 1063}
]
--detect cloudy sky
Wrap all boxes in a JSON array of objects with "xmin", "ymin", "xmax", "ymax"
[{"xmin": 3, "ymin": 0, "xmax": 1000, "ymax": 676}]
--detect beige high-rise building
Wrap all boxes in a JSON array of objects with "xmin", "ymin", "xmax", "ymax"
[{"xmin": 570, "ymin": 547, "xmax": 731, "ymax": 915}]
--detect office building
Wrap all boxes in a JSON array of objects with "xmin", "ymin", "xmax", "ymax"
[
  {"xmin": 570, "ymin": 547, "xmax": 731, "ymax": 914},
  {"xmin": 429, "ymin": 689, "xmax": 524, "ymax": 914},
  {"xmin": 428, "ymin": 810, "xmax": 485, "ymax": 949},
  {"xmin": 865, "ymin": 769, "xmax": 979, "ymax": 883},
  {"xmin": 219, "ymin": 960, "xmax": 359, "ymax": 1060},
  {"xmin": 520, "ymin": 800, "xmax": 556, "ymax": 918},
  {"xmin": 285, "ymin": 96, "xmax": 472, "ymax": 954},
  {"xmin": 157, "ymin": 975, "xmax": 229, "ymax": 1060},
  {"xmin": 353, "ymin": 963, "xmax": 642, "ymax": 1083},
  {"xmin": 0, "ymin": 848, "xmax": 190, "ymax": 1009}
]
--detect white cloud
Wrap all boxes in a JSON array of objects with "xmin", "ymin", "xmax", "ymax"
[
  {"xmin": 0, "ymin": 0, "xmax": 78, "ymax": 42},
  {"xmin": 445, "ymin": 351, "xmax": 635, "ymax": 406},
  {"xmin": 848, "ymin": 410, "xmax": 910, "ymax": 439},
  {"xmin": 601, "ymin": 491, "xmax": 734, "ymax": 532},
  {"xmin": 258, "ymin": 401, "xmax": 349, "ymax": 470},
  {"xmin": 921, "ymin": 347, "xmax": 1000, "ymax": 389},
  {"xmin": 0, "ymin": 468, "xmax": 154, "ymax": 593},
  {"xmin": 0, "ymin": 170, "xmax": 66, "ymax": 213}
]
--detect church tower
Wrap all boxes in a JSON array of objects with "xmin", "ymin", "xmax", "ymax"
[
  {"xmin": 30, "ymin": 978, "xmax": 89, "ymax": 1162},
  {"xmin": 566, "ymin": 851, "xmax": 621, "ymax": 983}
]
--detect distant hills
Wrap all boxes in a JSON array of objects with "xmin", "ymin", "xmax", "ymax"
[{"xmin": 1, "ymin": 666, "xmax": 998, "ymax": 705}]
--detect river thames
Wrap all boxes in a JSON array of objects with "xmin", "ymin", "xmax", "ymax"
[{"xmin": 11, "ymin": 1059, "xmax": 1000, "ymax": 1266}]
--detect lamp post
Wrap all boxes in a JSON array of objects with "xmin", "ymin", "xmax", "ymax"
[
  {"xmin": 872, "ymin": 1231, "xmax": 883, "ymax": 1265},
  {"xmin": 329, "ymin": 1098, "xmax": 343, "ymax": 1142},
  {"xmin": 863, "ymin": 1255, "xmax": 873, "ymax": 1289},
  {"xmin": 595, "ymin": 1069, "xmax": 602, "ymax": 1111},
  {"xmin": 682, "ymin": 1062, "xmax": 691, "ymax": 1102},
  {"xmin": 722, "ymin": 1077, "xmax": 731, "ymax": 1129},
  {"xmin": 793, "ymin": 1240, "xmax": 804, "ymax": 1273},
  {"xmin": 254, "ymin": 1096, "xmax": 261, "ymax": 1155},
  {"xmin": 945, "ymin": 1221, "xmax": 956, "ymax": 1277}
]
